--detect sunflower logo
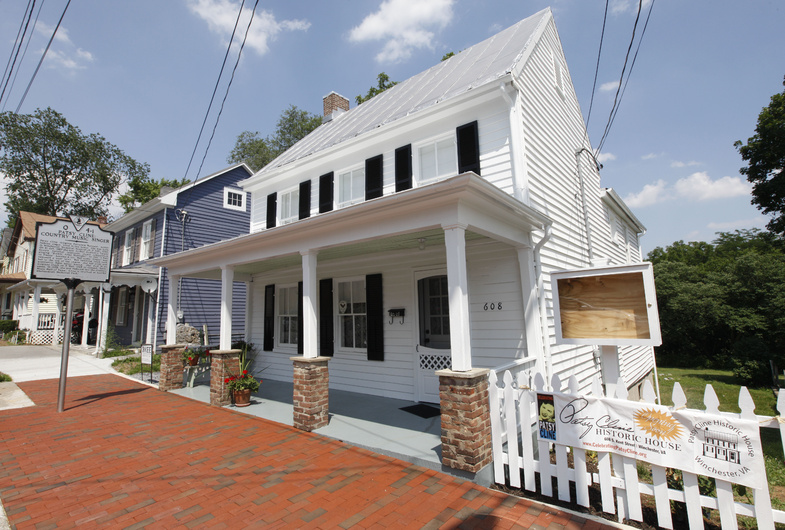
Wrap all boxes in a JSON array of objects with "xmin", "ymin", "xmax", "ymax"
[{"xmin": 634, "ymin": 408, "xmax": 684, "ymax": 441}]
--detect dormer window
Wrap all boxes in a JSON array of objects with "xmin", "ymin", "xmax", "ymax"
[
  {"xmin": 337, "ymin": 166, "xmax": 365, "ymax": 207},
  {"xmin": 279, "ymin": 187, "xmax": 300, "ymax": 225},
  {"xmin": 417, "ymin": 135, "xmax": 457, "ymax": 184},
  {"xmin": 224, "ymin": 187, "xmax": 246, "ymax": 211}
]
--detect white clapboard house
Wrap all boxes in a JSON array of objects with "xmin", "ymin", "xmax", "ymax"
[{"xmin": 152, "ymin": 8, "xmax": 653, "ymax": 406}]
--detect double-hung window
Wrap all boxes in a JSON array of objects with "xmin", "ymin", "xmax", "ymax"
[
  {"xmin": 337, "ymin": 278, "xmax": 367, "ymax": 350},
  {"xmin": 277, "ymin": 285, "xmax": 299, "ymax": 347},
  {"xmin": 122, "ymin": 229, "xmax": 133, "ymax": 266},
  {"xmin": 417, "ymin": 135, "xmax": 457, "ymax": 184},
  {"xmin": 140, "ymin": 220, "xmax": 152, "ymax": 260},
  {"xmin": 337, "ymin": 166, "xmax": 365, "ymax": 207},
  {"xmin": 279, "ymin": 187, "xmax": 299, "ymax": 225}
]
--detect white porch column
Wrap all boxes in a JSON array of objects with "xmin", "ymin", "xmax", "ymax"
[
  {"xmin": 166, "ymin": 274, "xmax": 180, "ymax": 344},
  {"xmin": 52, "ymin": 293, "xmax": 63, "ymax": 345},
  {"xmin": 145, "ymin": 291, "xmax": 155, "ymax": 344},
  {"xmin": 516, "ymin": 245, "xmax": 545, "ymax": 374},
  {"xmin": 98, "ymin": 285, "xmax": 111, "ymax": 352},
  {"xmin": 301, "ymin": 250, "xmax": 318, "ymax": 359},
  {"xmin": 81, "ymin": 290, "xmax": 94, "ymax": 346},
  {"xmin": 244, "ymin": 280, "xmax": 253, "ymax": 342},
  {"xmin": 32, "ymin": 285, "xmax": 41, "ymax": 331},
  {"xmin": 443, "ymin": 223, "xmax": 472, "ymax": 372},
  {"xmin": 219, "ymin": 265, "xmax": 234, "ymax": 351}
]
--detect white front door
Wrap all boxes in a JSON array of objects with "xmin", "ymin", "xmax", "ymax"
[{"xmin": 415, "ymin": 271, "xmax": 451, "ymax": 403}]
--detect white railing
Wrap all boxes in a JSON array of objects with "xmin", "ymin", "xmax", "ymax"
[
  {"xmin": 37, "ymin": 313, "xmax": 57, "ymax": 330},
  {"xmin": 489, "ymin": 370, "xmax": 785, "ymax": 529}
]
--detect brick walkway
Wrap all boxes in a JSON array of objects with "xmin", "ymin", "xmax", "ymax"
[{"xmin": 0, "ymin": 374, "xmax": 620, "ymax": 529}]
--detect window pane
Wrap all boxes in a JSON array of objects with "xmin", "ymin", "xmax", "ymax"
[
  {"xmin": 341, "ymin": 315, "xmax": 353, "ymax": 347},
  {"xmin": 419, "ymin": 144, "xmax": 436, "ymax": 181},
  {"xmin": 356, "ymin": 315, "xmax": 367, "ymax": 348},
  {"xmin": 437, "ymin": 138, "xmax": 457, "ymax": 176},
  {"xmin": 291, "ymin": 318, "xmax": 298, "ymax": 344}
]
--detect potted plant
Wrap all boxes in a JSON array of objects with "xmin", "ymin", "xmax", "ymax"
[
  {"xmin": 182, "ymin": 345, "xmax": 203, "ymax": 367},
  {"xmin": 225, "ymin": 363, "xmax": 260, "ymax": 407}
]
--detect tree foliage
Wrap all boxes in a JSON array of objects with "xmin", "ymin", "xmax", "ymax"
[
  {"xmin": 117, "ymin": 175, "xmax": 190, "ymax": 213},
  {"xmin": 355, "ymin": 72, "xmax": 397, "ymax": 105},
  {"xmin": 648, "ymin": 229, "xmax": 785, "ymax": 385},
  {"xmin": 227, "ymin": 105, "xmax": 321, "ymax": 171},
  {"xmin": 0, "ymin": 107, "xmax": 149, "ymax": 225},
  {"xmin": 735, "ymin": 76, "xmax": 785, "ymax": 235}
]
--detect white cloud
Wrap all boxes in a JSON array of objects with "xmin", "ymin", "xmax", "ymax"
[
  {"xmin": 707, "ymin": 217, "xmax": 767, "ymax": 231},
  {"xmin": 33, "ymin": 23, "xmax": 94, "ymax": 71},
  {"xmin": 641, "ymin": 153, "xmax": 660, "ymax": 160},
  {"xmin": 600, "ymin": 81, "xmax": 619, "ymax": 92},
  {"xmin": 623, "ymin": 179, "xmax": 668, "ymax": 208},
  {"xmin": 187, "ymin": 0, "xmax": 310, "ymax": 56},
  {"xmin": 670, "ymin": 160, "xmax": 700, "ymax": 168},
  {"xmin": 610, "ymin": 0, "xmax": 652, "ymax": 15},
  {"xmin": 349, "ymin": 0, "xmax": 455, "ymax": 63},
  {"xmin": 674, "ymin": 172, "xmax": 751, "ymax": 201},
  {"xmin": 596, "ymin": 152, "xmax": 616, "ymax": 164}
]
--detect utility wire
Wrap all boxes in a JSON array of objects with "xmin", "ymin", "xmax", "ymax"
[
  {"xmin": 180, "ymin": 0, "xmax": 247, "ymax": 184},
  {"xmin": 0, "ymin": 0, "xmax": 36, "ymax": 109},
  {"xmin": 15, "ymin": 0, "xmax": 70, "ymax": 113},
  {"xmin": 4, "ymin": 0, "xmax": 46, "ymax": 112},
  {"xmin": 584, "ymin": 0, "xmax": 609, "ymax": 136},
  {"xmin": 594, "ymin": 0, "xmax": 654, "ymax": 157},
  {"xmin": 597, "ymin": 0, "xmax": 655, "ymax": 155},
  {"xmin": 0, "ymin": 0, "xmax": 34, "ymax": 103}
]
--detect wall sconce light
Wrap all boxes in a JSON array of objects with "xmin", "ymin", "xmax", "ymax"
[
  {"xmin": 418, "ymin": 238, "xmax": 426, "ymax": 250},
  {"xmin": 388, "ymin": 308, "xmax": 405, "ymax": 325},
  {"xmin": 176, "ymin": 310, "xmax": 184, "ymax": 323}
]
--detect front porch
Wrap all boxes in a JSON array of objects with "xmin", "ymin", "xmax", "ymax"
[{"xmin": 170, "ymin": 376, "xmax": 445, "ymax": 472}]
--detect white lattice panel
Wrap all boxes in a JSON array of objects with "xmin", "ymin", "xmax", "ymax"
[{"xmin": 419, "ymin": 353, "xmax": 450, "ymax": 371}]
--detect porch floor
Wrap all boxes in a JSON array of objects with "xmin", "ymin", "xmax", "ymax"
[{"xmin": 170, "ymin": 377, "xmax": 443, "ymax": 471}]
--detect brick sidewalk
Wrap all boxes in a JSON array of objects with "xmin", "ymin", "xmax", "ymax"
[{"xmin": 0, "ymin": 375, "xmax": 619, "ymax": 529}]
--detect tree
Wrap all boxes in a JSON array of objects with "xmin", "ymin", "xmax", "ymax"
[
  {"xmin": 355, "ymin": 72, "xmax": 398, "ymax": 105},
  {"xmin": 227, "ymin": 105, "xmax": 321, "ymax": 172},
  {"xmin": 117, "ymin": 175, "xmax": 190, "ymax": 213},
  {"xmin": 735, "ymin": 76, "xmax": 785, "ymax": 235},
  {"xmin": 0, "ymin": 107, "xmax": 149, "ymax": 225}
]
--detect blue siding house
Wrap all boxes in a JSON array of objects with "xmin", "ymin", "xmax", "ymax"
[{"xmin": 100, "ymin": 163, "xmax": 253, "ymax": 350}]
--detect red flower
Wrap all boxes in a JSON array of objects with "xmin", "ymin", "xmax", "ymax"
[
  {"xmin": 243, "ymin": 370, "xmax": 248, "ymax": 375},
  {"xmin": 224, "ymin": 378, "xmax": 229, "ymax": 383}
]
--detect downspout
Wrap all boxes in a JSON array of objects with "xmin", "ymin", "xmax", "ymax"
[
  {"xmin": 533, "ymin": 224, "xmax": 553, "ymax": 384},
  {"xmin": 575, "ymin": 148, "xmax": 596, "ymax": 266}
]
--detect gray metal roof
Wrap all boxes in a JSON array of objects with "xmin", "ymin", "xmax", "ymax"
[{"xmin": 258, "ymin": 8, "xmax": 551, "ymax": 175}]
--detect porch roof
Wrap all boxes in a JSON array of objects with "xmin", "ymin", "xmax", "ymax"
[{"xmin": 150, "ymin": 173, "xmax": 552, "ymax": 279}]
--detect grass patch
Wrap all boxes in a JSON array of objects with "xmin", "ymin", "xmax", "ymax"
[
  {"xmin": 0, "ymin": 372, "xmax": 11, "ymax": 382},
  {"xmin": 102, "ymin": 348, "xmax": 136, "ymax": 358},
  {"xmin": 112, "ymin": 354, "xmax": 160, "ymax": 375}
]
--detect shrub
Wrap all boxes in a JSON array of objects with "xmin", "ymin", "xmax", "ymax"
[
  {"xmin": 731, "ymin": 336, "xmax": 772, "ymax": 387},
  {"xmin": 0, "ymin": 320, "xmax": 18, "ymax": 333}
]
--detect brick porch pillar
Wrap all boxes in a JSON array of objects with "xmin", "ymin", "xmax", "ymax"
[
  {"xmin": 291, "ymin": 357, "xmax": 330, "ymax": 431},
  {"xmin": 159, "ymin": 345, "xmax": 185, "ymax": 392},
  {"xmin": 210, "ymin": 349, "xmax": 241, "ymax": 406},
  {"xmin": 437, "ymin": 368, "xmax": 492, "ymax": 473}
]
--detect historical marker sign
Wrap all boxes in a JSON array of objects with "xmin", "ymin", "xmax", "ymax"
[{"xmin": 31, "ymin": 217, "xmax": 113, "ymax": 282}]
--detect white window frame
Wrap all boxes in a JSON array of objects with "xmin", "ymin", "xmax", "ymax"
[
  {"xmin": 552, "ymin": 50, "xmax": 566, "ymax": 100},
  {"xmin": 415, "ymin": 133, "xmax": 457, "ymax": 185},
  {"xmin": 139, "ymin": 220, "xmax": 153, "ymax": 261},
  {"xmin": 279, "ymin": 186, "xmax": 300, "ymax": 225},
  {"xmin": 276, "ymin": 284, "xmax": 299, "ymax": 348},
  {"xmin": 223, "ymin": 187, "xmax": 246, "ymax": 212},
  {"xmin": 122, "ymin": 229, "xmax": 134, "ymax": 266},
  {"xmin": 335, "ymin": 276, "xmax": 367, "ymax": 353},
  {"xmin": 115, "ymin": 287, "xmax": 128, "ymax": 326},
  {"xmin": 336, "ymin": 165, "xmax": 365, "ymax": 208}
]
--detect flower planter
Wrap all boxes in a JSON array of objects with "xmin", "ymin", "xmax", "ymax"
[
  {"xmin": 233, "ymin": 389, "xmax": 252, "ymax": 407},
  {"xmin": 187, "ymin": 356, "xmax": 199, "ymax": 366}
]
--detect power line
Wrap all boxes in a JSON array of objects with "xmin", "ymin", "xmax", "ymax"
[
  {"xmin": 595, "ymin": 0, "xmax": 655, "ymax": 157},
  {"xmin": 2, "ymin": 0, "xmax": 45, "ymax": 112},
  {"xmin": 584, "ymin": 0, "xmax": 609, "ymax": 134},
  {"xmin": 0, "ymin": 0, "xmax": 36, "ymax": 109},
  {"xmin": 16, "ymin": 0, "xmax": 71, "ymax": 113},
  {"xmin": 180, "ymin": 0, "xmax": 247, "ymax": 184}
]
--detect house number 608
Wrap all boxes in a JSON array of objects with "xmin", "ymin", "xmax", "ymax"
[{"xmin": 483, "ymin": 302, "xmax": 502, "ymax": 311}]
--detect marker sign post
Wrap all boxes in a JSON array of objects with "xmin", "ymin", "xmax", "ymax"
[
  {"xmin": 30, "ymin": 216, "xmax": 113, "ymax": 413},
  {"xmin": 140, "ymin": 344, "xmax": 153, "ymax": 384}
]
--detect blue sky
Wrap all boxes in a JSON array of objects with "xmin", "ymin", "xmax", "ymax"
[{"xmin": 0, "ymin": 0, "xmax": 782, "ymax": 253}]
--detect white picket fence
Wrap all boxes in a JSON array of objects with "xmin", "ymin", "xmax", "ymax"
[{"xmin": 489, "ymin": 370, "xmax": 785, "ymax": 529}]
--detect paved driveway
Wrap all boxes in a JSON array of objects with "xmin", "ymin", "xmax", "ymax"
[
  {"xmin": 0, "ymin": 345, "xmax": 116, "ymax": 382},
  {"xmin": 0, "ymin": 373, "xmax": 621, "ymax": 529}
]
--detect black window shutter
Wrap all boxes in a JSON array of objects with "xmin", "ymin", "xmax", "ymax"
[
  {"xmin": 319, "ymin": 278, "xmax": 334, "ymax": 357},
  {"xmin": 395, "ymin": 145, "xmax": 412, "ymax": 192},
  {"xmin": 366, "ymin": 273, "xmax": 384, "ymax": 361},
  {"xmin": 299, "ymin": 180, "xmax": 311, "ymax": 220},
  {"xmin": 297, "ymin": 281, "xmax": 304, "ymax": 354},
  {"xmin": 365, "ymin": 155, "xmax": 383, "ymax": 200},
  {"xmin": 148, "ymin": 218, "xmax": 157, "ymax": 259},
  {"xmin": 319, "ymin": 172, "xmax": 334, "ymax": 213},
  {"xmin": 263, "ymin": 284, "xmax": 275, "ymax": 351},
  {"xmin": 457, "ymin": 121, "xmax": 481, "ymax": 175},
  {"xmin": 266, "ymin": 192, "xmax": 277, "ymax": 228}
]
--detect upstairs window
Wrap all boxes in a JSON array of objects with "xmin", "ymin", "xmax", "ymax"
[
  {"xmin": 224, "ymin": 187, "xmax": 246, "ymax": 211},
  {"xmin": 417, "ymin": 136, "xmax": 457, "ymax": 184},
  {"xmin": 122, "ymin": 229, "xmax": 133, "ymax": 266},
  {"xmin": 140, "ymin": 220, "xmax": 153, "ymax": 260},
  {"xmin": 337, "ymin": 166, "xmax": 365, "ymax": 207},
  {"xmin": 279, "ymin": 187, "xmax": 300, "ymax": 225}
]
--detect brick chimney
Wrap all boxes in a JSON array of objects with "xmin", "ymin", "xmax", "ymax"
[{"xmin": 323, "ymin": 92, "xmax": 349, "ymax": 121}]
